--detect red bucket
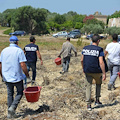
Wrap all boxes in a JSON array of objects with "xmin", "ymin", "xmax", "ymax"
[
  {"xmin": 55, "ymin": 57, "xmax": 61, "ymax": 65},
  {"xmin": 118, "ymin": 72, "xmax": 120, "ymax": 78},
  {"xmin": 23, "ymin": 86, "xmax": 42, "ymax": 102}
]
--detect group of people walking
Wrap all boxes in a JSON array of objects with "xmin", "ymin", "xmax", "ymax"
[
  {"xmin": 0, "ymin": 33, "xmax": 120, "ymax": 118},
  {"xmin": 0, "ymin": 35, "xmax": 43, "ymax": 118},
  {"xmin": 81, "ymin": 34, "xmax": 120, "ymax": 111}
]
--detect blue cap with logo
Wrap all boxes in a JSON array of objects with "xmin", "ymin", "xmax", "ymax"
[{"xmin": 9, "ymin": 36, "xmax": 19, "ymax": 41}]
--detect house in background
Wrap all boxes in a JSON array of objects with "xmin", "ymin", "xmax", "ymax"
[
  {"xmin": 108, "ymin": 18, "xmax": 120, "ymax": 27},
  {"xmin": 94, "ymin": 11, "xmax": 108, "ymax": 24}
]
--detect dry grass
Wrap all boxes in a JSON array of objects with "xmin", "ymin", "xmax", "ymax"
[{"xmin": 0, "ymin": 34, "xmax": 119, "ymax": 120}]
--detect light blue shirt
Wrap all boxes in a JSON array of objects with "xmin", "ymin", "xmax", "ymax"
[{"xmin": 0, "ymin": 44, "xmax": 27, "ymax": 83}]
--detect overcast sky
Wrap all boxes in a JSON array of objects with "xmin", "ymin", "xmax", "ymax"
[{"xmin": 0, "ymin": 0, "xmax": 120, "ymax": 15}]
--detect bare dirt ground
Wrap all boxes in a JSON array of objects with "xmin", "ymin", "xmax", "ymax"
[{"xmin": 0, "ymin": 32, "xmax": 120, "ymax": 120}]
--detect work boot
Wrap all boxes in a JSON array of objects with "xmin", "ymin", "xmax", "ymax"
[
  {"xmin": 108, "ymin": 84, "xmax": 116, "ymax": 90},
  {"xmin": 95, "ymin": 100, "xmax": 102, "ymax": 106},
  {"xmin": 113, "ymin": 84, "xmax": 116, "ymax": 90}
]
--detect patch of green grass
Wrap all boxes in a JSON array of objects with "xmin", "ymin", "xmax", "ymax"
[
  {"xmin": 3, "ymin": 28, "xmax": 12, "ymax": 35},
  {"xmin": 37, "ymin": 41, "xmax": 63, "ymax": 50}
]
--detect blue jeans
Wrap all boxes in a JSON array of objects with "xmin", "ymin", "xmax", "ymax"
[
  {"xmin": 107, "ymin": 59, "xmax": 120, "ymax": 85},
  {"xmin": 62, "ymin": 56, "xmax": 70, "ymax": 72},
  {"xmin": 6, "ymin": 80, "xmax": 23, "ymax": 109},
  {"xmin": 26, "ymin": 62, "xmax": 36, "ymax": 80}
]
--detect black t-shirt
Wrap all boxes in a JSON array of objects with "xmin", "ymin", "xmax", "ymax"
[
  {"xmin": 24, "ymin": 43, "xmax": 39, "ymax": 62},
  {"xmin": 82, "ymin": 45, "xmax": 104, "ymax": 73}
]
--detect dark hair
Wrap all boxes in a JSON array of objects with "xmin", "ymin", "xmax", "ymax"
[
  {"xmin": 67, "ymin": 37, "xmax": 70, "ymax": 41},
  {"xmin": 92, "ymin": 34, "xmax": 100, "ymax": 43},
  {"xmin": 112, "ymin": 34, "xmax": 118, "ymax": 41},
  {"xmin": 30, "ymin": 36, "xmax": 36, "ymax": 42}
]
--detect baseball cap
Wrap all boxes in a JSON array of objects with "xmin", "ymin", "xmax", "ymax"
[{"xmin": 9, "ymin": 36, "xmax": 19, "ymax": 41}]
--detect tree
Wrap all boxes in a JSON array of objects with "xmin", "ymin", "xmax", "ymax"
[
  {"xmin": 62, "ymin": 21, "xmax": 73, "ymax": 31},
  {"xmin": 72, "ymin": 14, "xmax": 85, "ymax": 28},
  {"xmin": 1, "ymin": 9, "xmax": 15, "ymax": 27},
  {"xmin": 110, "ymin": 11, "xmax": 120, "ymax": 18},
  {"xmin": 81, "ymin": 24, "xmax": 103, "ymax": 34},
  {"xmin": 83, "ymin": 15, "xmax": 94, "ymax": 23},
  {"xmin": 11, "ymin": 6, "xmax": 48, "ymax": 35},
  {"xmin": 54, "ymin": 14, "xmax": 66, "ymax": 24},
  {"xmin": 74, "ymin": 22, "xmax": 83, "ymax": 29},
  {"xmin": 104, "ymin": 27, "xmax": 120, "ymax": 35}
]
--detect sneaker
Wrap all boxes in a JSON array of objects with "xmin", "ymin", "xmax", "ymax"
[
  {"xmin": 95, "ymin": 100, "xmax": 102, "ymax": 106},
  {"xmin": 87, "ymin": 104, "xmax": 92, "ymax": 111},
  {"xmin": 108, "ymin": 84, "xmax": 116, "ymax": 90},
  {"xmin": 113, "ymin": 84, "xmax": 116, "ymax": 90}
]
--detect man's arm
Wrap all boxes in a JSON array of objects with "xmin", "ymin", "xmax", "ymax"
[
  {"xmin": 99, "ymin": 56, "xmax": 106, "ymax": 81},
  {"xmin": 81, "ymin": 55, "xmax": 84, "ymax": 72},
  {"xmin": 104, "ymin": 50, "xmax": 108, "ymax": 57},
  {"xmin": 36, "ymin": 50, "xmax": 43, "ymax": 65},
  {"xmin": 20, "ymin": 62, "xmax": 29, "ymax": 77},
  {"xmin": 71, "ymin": 45, "xmax": 77, "ymax": 57}
]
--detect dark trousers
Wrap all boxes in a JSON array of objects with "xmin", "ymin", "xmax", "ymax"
[
  {"xmin": 26, "ymin": 62, "xmax": 36, "ymax": 80},
  {"xmin": 6, "ymin": 80, "xmax": 23, "ymax": 110}
]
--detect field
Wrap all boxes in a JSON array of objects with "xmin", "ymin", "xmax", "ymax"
[{"xmin": 0, "ymin": 32, "xmax": 120, "ymax": 120}]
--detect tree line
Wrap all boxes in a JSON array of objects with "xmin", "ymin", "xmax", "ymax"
[{"xmin": 0, "ymin": 6, "xmax": 120, "ymax": 35}]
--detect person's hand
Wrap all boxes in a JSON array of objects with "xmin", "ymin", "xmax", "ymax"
[
  {"xmin": 26, "ymin": 77, "xmax": 32, "ymax": 83},
  {"xmin": 102, "ymin": 74, "xmax": 106, "ymax": 81},
  {"xmin": 58, "ymin": 55, "xmax": 61, "ymax": 58},
  {"xmin": 41, "ymin": 60, "xmax": 43, "ymax": 65},
  {"xmin": 75, "ymin": 53, "xmax": 77, "ymax": 57}
]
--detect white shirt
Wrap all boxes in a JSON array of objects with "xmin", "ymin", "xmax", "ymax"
[
  {"xmin": 0, "ymin": 44, "xmax": 27, "ymax": 83},
  {"xmin": 105, "ymin": 42, "xmax": 120, "ymax": 65}
]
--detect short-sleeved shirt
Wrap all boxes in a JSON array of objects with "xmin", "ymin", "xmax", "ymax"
[
  {"xmin": 105, "ymin": 42, "xmax": 120, "ymax": 65},
  {"xmin": 0, "ymin": 44, "xmax": 27, "ymax": 83},
  {"xmin": 82, "ymin": 45, "xmax": 104, "ymax": 73},
  {"xmin": 24, "ymin": 43, "xmax": 39, "ymax": 62}
]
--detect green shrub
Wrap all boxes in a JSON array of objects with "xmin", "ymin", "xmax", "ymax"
[
  {"xmin": 104, "ymin": 27, "xmax": 120, "ymax": 35},
  {"xmin": 3, "ymin": 29, "xmax": 12, "ymax": 35}
]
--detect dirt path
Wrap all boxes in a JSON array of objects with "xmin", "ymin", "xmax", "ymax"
[
  {"xmin": 0, "ymin": 28, "xmax": 9, "ymax": 37},
  {"xmin": 1, "ymin": 49, "xmax": 120, "ymax": 120},
  {"xmin": 0, "ymin": 34, "xmax": 120, "ymax": 119}
]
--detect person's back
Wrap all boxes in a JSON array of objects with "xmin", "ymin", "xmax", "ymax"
[
  {"xmin": 1, "ymin": 44, "xmax": 25, "ymax": 82},
  {"xmin": 58, "ymin": 37, "xmax": 77, "ymax": 74},
  {"xmin": 24, "ymin": 43, "xmax": 38, "ymax": 62},
  {"xmin": 104, "ymin": 33, "xmax": 120, "ymax": 90},
  {"xmin": 62, "ymin": 41, "xmax": 75, "ymax": 58},
  {"xmin": 24, "ymin": 36, "xmax": 43, "ymax": 82},
  {"xmin": 105, "ymin": 42, "xmax": 120, "ymax": 65},
  {"xmin": 82, "ymin": 45, "xmax": 103, "ymax": 73},
  {"xmin": 0, "ymin": 36, "xmax": 30, "ymax": 119},
  {"xmin": 81, "ymin": 34, "xmax": 106, "ymax": 111}
]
